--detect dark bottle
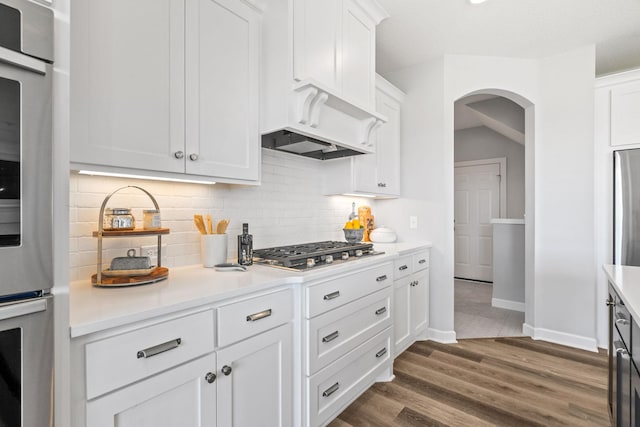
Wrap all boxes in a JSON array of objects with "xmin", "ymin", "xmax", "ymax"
[{"xmin": 237, "ymin": 223, "xmax": 253, "ymax": 265}]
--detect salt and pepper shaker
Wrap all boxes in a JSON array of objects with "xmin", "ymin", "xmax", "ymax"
[{"xmin": 237, "ymin": 223, "xmax": 253, "ymax": 265}]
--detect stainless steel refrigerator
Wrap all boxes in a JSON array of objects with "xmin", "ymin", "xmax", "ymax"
[{"xmin": 614, "ymin": 149, "xmax": 640, "ymax": 266}]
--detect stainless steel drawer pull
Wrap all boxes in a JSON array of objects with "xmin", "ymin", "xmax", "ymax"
[
  {"xmin": 376, "ymin": 275, "xmax": 388, "ymax": 282},
  {"xmin": 399, "ymin": 265, "xmax": 408, "ymax": 271},
  {"xmin": 324, "ymin": 291, "xmax": 340, "ymax": 301},
  {"xmin": 322, "ymin": 382, "xmax": 340, "ymax": 397},
  {"xmin": 137, "ymin": 338, "xmax": 181, "ymax": 359},
  {"xmin": 375, "ymin": 307, "xmax": 387, "ymax": 315},
  {"xmin": 246, "ymin": 309, "xmax": 272, "ymax": 322},
  {"xmin": 616, "ymin": 317, "xmax": 630, "ymax": 326},
  {"xmin": 322, "ymin": 331, "xmax": 340, "ymax": 343},
  {"xmin": 376, "ymin": 348, "xmax": 387, "ymax": 358},
  {"xmin": 418, "ymin": 259, "xmax": 427, "ymax": 264}
]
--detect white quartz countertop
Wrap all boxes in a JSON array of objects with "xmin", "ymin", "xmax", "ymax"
[
  {"xmin": 70, "ymin": 241, "xmax": 432, "ymax": 337},
  {"xmin": 603, "ymin": 264, "xmax": 640, "ymax": 321}
]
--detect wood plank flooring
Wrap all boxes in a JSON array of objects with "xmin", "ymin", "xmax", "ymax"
[{"xmin": 328, "ymin": 337, "xmax": 610, "ymax": 427}]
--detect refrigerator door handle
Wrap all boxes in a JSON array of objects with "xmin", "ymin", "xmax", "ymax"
[{"xmin": 0, "ymin": 298, "xmax": 47, "ymax": 321}]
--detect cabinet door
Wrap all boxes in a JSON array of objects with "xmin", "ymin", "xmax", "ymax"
[
  {"xmin": 185, "ymin": 0, "xmax": 260, "ymax": 181},
  {"xmin": 632, "ymin": 365, "xmax": 640, "ymax": 427},
  {"xmin": 86, "ymin": 354, "xmax": 216, "ymax": 427},
  {"xmin": 410, "ymin": 270, "xmax": 429, "ymax": 335},
  {"xmin": 293, "ymin": 0, "xmax": 341, "ymax": 91},
  {"xmin": 611, "ymin": 81, "xmax": 640, "ymax": 146},
  {"xmin": 353, "ymin": 82, "xmax": 401, "ymax": 196},
  {"xmin": 393, "ymin": 278, "xmax": 411, "ymax": 356},
  {"xmin": 341, "ymin": 0, "xmax": 376, "ymax": 108},
  {"xmin": 71, "ymin": 0, "xmax": 185, "ymax": 173},
  {"xmin": 216, "ymin": 323, "xmax": 293, "ymax": 427},
  {"xmin": 374, "ymin": 89, "xmax": 401, "ymax": 195}
]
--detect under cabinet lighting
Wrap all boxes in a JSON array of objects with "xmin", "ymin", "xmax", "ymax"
[
  {"xmin": 343, "ymin": 193, "xmax": 377, "ymax": 199},
  {"xmin": 468, "ymin": 0, "xmax": 487, "ymax": 3},
  {"xmin": 78, "ymin": 170, "xmax": 216, "ymax": 185}
]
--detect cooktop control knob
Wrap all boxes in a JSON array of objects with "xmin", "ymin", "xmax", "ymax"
[
  {"xmin": 307, "ymin": 258, "xmax": 316, "ymax": 268},
  {"xmin": 341, "ymin": 252, "xmax": 349, "ymax": 260},
  {"xmin": 355, "ymin": 250, "xmax": 363, "ymax": 257},
  {"xmin": 325, "ymin": 255, "xmax": 333, "ymax": 264}
]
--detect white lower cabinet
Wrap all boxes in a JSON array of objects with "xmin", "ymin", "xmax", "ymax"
[
  {"xmin": 393, "ymin": 250, "xmax": 430, "ymax": 357},
  {"xmin": 216, "ymin": 323, "xmax": 293, "ymax": 427},
  {"xmin": 87, "ymin": 353, "xmax": 217, "ymax": 427},
  {"xmin": 303, "ymin": 262, "xmax": 394, "ymax": 426},
  {"xmin": 306, "ymin": 328, "xmax": 391, "ymax": 427}
]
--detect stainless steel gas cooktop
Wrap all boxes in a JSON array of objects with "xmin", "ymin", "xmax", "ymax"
[{"xmin": 253, "ymin": 241, "xmax": 383, "ymax": 271}]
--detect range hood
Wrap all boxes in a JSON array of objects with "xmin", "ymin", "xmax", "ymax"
[{"xmin": 261, "ymin": 130, "xmax": 366, "ymax": 160}]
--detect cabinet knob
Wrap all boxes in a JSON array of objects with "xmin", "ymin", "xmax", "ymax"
[
  {"xmin": 221, "ymin": 365, "xmax": 232, "ymax": 376},
  {"xmin": 174, "ymin": 151, "xmax": 184, "ymax": 159},
  {"xmin": 189, "ymin": 153, "xmax": 199, "ymax": 161},
  {"xmin": 205, "ymin": 372, "xmax": 217, "ymax": 384}
]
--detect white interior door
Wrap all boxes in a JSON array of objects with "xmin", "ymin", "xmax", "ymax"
[{"xmin": 454, "ymin": 162, "xmax": 501, "ymax": 281}]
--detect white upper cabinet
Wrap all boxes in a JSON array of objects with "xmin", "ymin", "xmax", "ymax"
[
  {"xmin": 71, "ymin": 0, "xmax": 185, "ymax": 174},
  {"xmin": 71, "ymin": 0, "xmax": 261, "ymax": 184},
  {"xmin": 262, "ymin": 0, "xmax": 388, "ymax": 154},
  {"xmin": 341, "ymin": 0, "xmax": 376, "ymax": 108},
  {"xmin": 185, "ymin": 0, "xmax": 260, "ymax": 181},
  {"xmin": 323, "ymin": 75, "xmax": 404, "ymax": 198},
  {"xmin": 610, "ymin": 80, "xmax": 640, "ymax": 146}
]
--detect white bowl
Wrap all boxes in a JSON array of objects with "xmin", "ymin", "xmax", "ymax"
[{"xmin": 369, "ymin": 227, "xmax": 397, "ymax": 243}]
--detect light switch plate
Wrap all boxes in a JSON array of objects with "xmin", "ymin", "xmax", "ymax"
[{"xmin": 409, "ymin": 216, "xmax": 418, "ymax": 229}]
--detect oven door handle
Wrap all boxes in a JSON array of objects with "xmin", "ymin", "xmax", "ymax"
[
  {"xmin": 0, "ymin": 46, "xmax": 47, "ymax": 75},
  {"xmin": 0, "ymin": 298, "xmax": 47, "ymax": 321}
]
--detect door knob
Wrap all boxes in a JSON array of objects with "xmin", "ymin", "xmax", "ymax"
[
  {"xmin": 221, "ymin": 365, "xmax": 232, "ymax": 376},
  {"xmin": 205, "ymin": 372, "xmax": 217, "ymax": 384},
  {"xmin": 174, "ymin": 151, "xmax": 184, "ymax": 159}
]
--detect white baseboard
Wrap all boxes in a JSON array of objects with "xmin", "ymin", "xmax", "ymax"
[
  {"xmin": 522, "ymin": 323, "xmax": 598, "ymax": 352},
  {"xmin": 426, "ymin": 327, "xmax": 457, "ymax": 343},
  {"xmin": 492, "ymin": 298, "xmax": 525, "ymax": 312}
]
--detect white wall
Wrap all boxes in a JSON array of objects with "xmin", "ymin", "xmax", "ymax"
[
  {"xmin": 69, "ymin": 149, "xmax": 374, "ymax": 281},
  {"xmin": 534, "ymin": 47, "xmax": 596, "ymax": 348},
  {"xmin": 377, "ymin": 47, "xmax": 598, "ymax": 350},
  {"xmin": 454, "ymin": 126, "xmax": 525, "ymax": 218}
]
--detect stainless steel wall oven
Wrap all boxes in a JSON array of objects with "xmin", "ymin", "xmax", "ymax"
[{"xmin": 0, "ymin": 0, "xmax": 54, "ymax": 425}]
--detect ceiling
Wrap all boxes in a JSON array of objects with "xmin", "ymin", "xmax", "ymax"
[{"xmin": 375, "ymin": 0, "xmax": 640, "ymax": 76}]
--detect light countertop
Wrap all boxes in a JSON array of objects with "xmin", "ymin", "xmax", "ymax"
[
  {"xmin": 603, "ymin": 264, "xmax": 640, "ymax": 321},
  {"xmin": 70, "ymin": 241, "xmax": 432, "ymax": 338}
]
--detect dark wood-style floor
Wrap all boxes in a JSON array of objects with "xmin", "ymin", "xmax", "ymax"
[{"xmin": 329, "ymin": 337, "xmax": 610, "ymax": 427}]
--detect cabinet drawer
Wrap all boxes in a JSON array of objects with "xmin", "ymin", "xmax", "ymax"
[
  {"xmin": 393, "ymin": 256, "xmax": 412, "ymax": 279},
  {"xmin": 306, "ymin": 328, "xmax": 391, "ymax": 427},
  {"xmin": 413, "ymin": 250, "xmax": 429, "ymax": 272},
  {"xmin": 615, "ymin": 291, "xmax": 632, "ymax": 349},
  {"xmin": 305, "ymin": 263, "xmax": 393, "ymax": 319},
  {"xmin": 85, "ymin": 309, "xmax": 215, "ymax": 400},
  {"xmin": 306, "ymin": 288, "xmax": 391, "ymax": 375},
  {"xmin": 217, "ymin": 288, "xmax": 293, "ymax": 348}
]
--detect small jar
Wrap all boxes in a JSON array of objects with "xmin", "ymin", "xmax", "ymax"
[
  {"xmin": 103, "ymin": 208, "xmax": 135, "ymax": 230},
  {"xmin": 143, "ymin": 209, "xmax": 161, "ymax": 230}
]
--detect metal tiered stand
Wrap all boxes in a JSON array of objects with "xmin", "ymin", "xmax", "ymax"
[{"xmin": 92, "ymin": 186, "xmax": 170, "ymax": 287}]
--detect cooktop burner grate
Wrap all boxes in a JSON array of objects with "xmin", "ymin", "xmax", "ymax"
[{"xmin": 253, "ymin": 240, "xmax": 377, "ymax": 270}]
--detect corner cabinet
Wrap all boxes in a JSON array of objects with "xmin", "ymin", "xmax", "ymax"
[
  {"xmin": 323, "ymin": 75, "xmax": 404, "ymax": 198},
  {"xmin": 71, "ymin": 0, "xmax": 261, "ymax": 184}
]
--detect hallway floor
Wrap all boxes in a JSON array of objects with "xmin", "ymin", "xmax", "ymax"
[{"xmin": 455, "ymin": 279, "xmax": 524, "ymax": 339}]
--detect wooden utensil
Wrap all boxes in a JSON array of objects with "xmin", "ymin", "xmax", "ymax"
[
  {"xmin": 194, "ymin": 215, "xmax": 207, "ymax": 235},
  {"xmin": 216, "ymin": 218, "xmax": 229, "ymax": 234},
  {"xmin": 206, "ymin": 214, "xmax": 214, "ymax": 234}
]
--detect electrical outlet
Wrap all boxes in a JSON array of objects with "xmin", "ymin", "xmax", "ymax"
[
  {"xmin": 409, "ymin": 216, "xmax": 418, "ymax": 229},
  {"xmin": 140, "ymin": 244, "xmax": 168, "ymax": 266}
]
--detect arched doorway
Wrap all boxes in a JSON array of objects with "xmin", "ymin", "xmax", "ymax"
[{"xmin": 451, "ymin": 89, "xmax": 535, "ymax": 339}]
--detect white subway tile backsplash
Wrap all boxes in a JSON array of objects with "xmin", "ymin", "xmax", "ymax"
[{"xmin": 69, "ymin": 150, "xmax": 377, "ymax": 281}]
